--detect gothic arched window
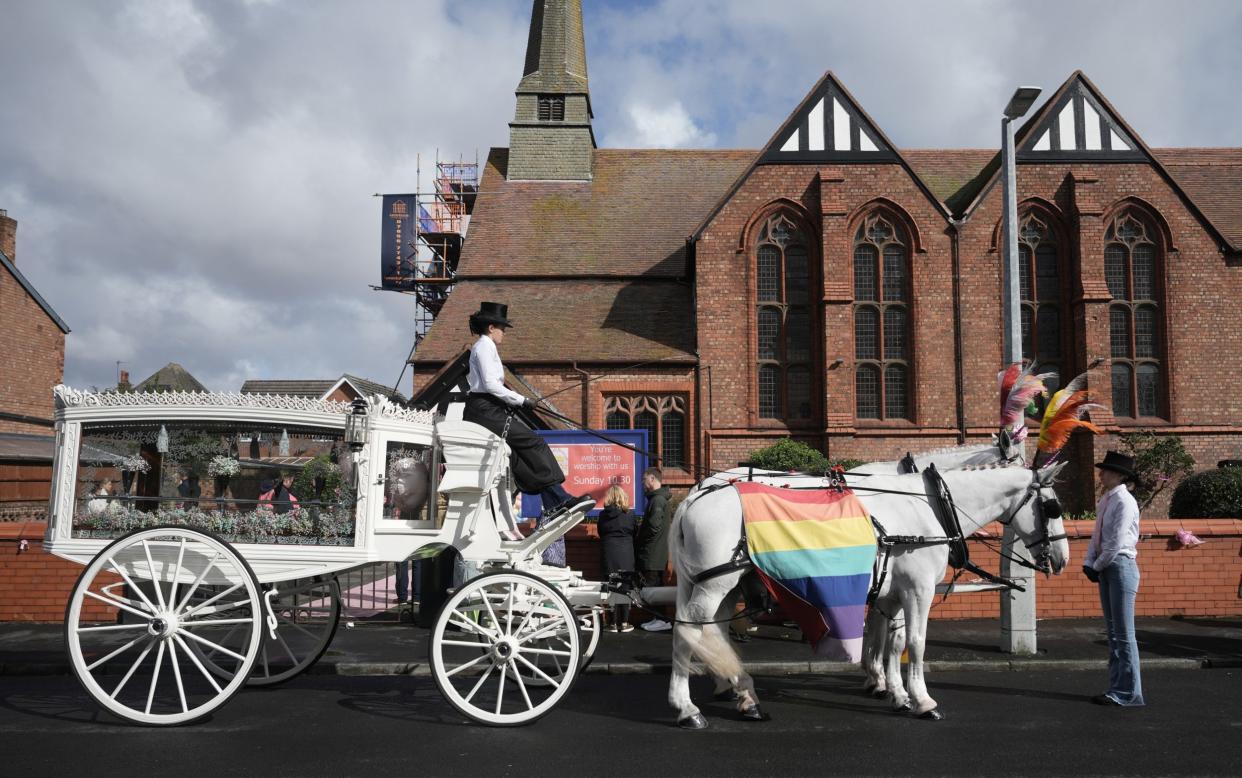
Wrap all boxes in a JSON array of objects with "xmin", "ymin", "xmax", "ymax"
[
  {"xmin": 1018, "ymin": 211, "xmax": 1064, "ymax": 402},
  {"xmin": 605, "ymin": 395, "xmax": 686, "ymax": 468},
  {"xmin": 1105, "ymin": 211, "xmax": 1164, "ymax": 418},
  {"xmin": 853, "ymin": 213, "xmax": 911, "ymax": 420},
  {"xmin": 754, "ymin": 213, "xmax": 813, "ymax": 422}
]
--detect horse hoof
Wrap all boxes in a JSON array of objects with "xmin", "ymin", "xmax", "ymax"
[
  {"xmin": 741, "ymin": 705, "xmax": 770, "ymax": 722},
  {"xmin": 870, "ymin": 687, "xmax": 889, "ymax": 699},
  {"xmin": 917, "ymin": 708, "xmax": 944, "ymax": 721},
  {"xmin": 895, "ymin": 702, "xmax": 912, "ymax": 713},
  {"xmin": 714, "ymin": 689, "xmax": 741, "ymax": 702},
  {"xmin": 678, "ymin": 713, "xmax": 709, "ymax": 730}
]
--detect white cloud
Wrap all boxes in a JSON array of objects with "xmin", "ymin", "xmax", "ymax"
[
  {"xmin": 3, "ymin": 0, "xmax": 1240, "ymax": 398},
  {"xmin": 607, "ymin": 101, "xmax": 717, "ymax": 148}
]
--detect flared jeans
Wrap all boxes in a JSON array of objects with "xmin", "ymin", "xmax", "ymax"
[{"xmin": 1098, "ymin": 555, "xmax": 1145, "ymax": 706}]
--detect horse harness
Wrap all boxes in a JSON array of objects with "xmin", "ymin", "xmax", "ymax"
[{"xmin": 685, "ymin": 464, "xmax": 1063, "ymax": 607}]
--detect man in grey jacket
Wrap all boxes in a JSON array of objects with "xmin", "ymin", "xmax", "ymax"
[{"xmin": 636, "ymin": 467, "xmax": 673, "ymax": 630}]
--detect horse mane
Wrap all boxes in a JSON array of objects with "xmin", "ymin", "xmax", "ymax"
[
  {"xmin": 917, "ymin": 441, "xmax": 996, "ymax": 457},
  {"xmin": 959, "ymin": 461, "xmax": 1019, "ymax": 471}
]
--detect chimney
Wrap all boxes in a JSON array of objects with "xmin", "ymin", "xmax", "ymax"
[{"xmin": 0, "ymin": 209, "xmax": 15, "ymax": 264}]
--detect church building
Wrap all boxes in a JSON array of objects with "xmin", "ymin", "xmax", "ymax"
[{"xmin": 411, "ymin": 0, "xmax": 1242, "ymax": 509}]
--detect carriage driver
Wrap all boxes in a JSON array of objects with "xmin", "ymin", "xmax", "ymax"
[{"xmin": 463, "ymin": 302, "xmax": 595, "ymax": 517}]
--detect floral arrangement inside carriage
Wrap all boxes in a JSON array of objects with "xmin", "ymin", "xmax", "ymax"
[{"xmin": 72, "ymin": 419, "xmax": 359, "ymax": 545}]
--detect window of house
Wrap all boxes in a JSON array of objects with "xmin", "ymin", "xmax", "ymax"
[
  {"xmin": 754, "ymin": 213, "xmax": 813, "ymax": 422},
  {"xmin": 537, "ymin": 95, "xmax": 565, "ymax": 121},
  {"xmin": 604, "ymin": 395, "xmax": 687, "ymax": 469},
  {"xmin": 853, "ymin": 213, "xmax": 911, "ymax": 420},
  {"xmin": 1106, "ymin": 212, "xmax": 1164, "ymax": 418},
  {"xmin": 1017, "ymin": 212, "xmax": 1064, "ymax": 407}
]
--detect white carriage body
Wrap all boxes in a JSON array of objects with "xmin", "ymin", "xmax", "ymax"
[{"xmin": 43, "ymin": 385, "xmax": 566, "ymax": 584}]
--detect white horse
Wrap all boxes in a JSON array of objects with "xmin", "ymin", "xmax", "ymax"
[
  {"xmin": 666, "ymin": 462, "xmax": 1069, "ymax": 729},
  {"xmin": 686, "ymin": 436, "xmax": 1026, "ymax": 698}
]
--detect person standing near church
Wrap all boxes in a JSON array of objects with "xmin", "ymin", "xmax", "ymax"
[
  {"xmin": 462, "ymin": 302, "xmax": 594, "ymax": 517},
  {"xmin": 1083, "ymin": 451, "xmax": 1145, "ymax": 707},
  {"xmin": 635, "ymin": 467, "xmax": 673, "ymax": 631}
]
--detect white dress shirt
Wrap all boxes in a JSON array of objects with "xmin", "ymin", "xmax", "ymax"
[
  {"xmin": 468, "ymin": 335, "xmax": 526, "ymax": 407},
  {"xmin": 1084, "ymin": 483, "xmax": 1141, "ymax": 572}
]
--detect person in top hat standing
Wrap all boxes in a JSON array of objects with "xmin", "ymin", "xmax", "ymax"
[
  {"xmin": 1083, "ymin": 450, "xmax": 1145, "ymax": 707},
  {"xmin": 462, "ymin": 302, "xmax": 594, "ymax": 517}
]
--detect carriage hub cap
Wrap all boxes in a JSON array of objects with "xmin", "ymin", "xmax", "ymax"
[
  {"xmin": 492, "ymin": 638, "xmax": 518, "ymax": 663},
  {"xmin": 148, "ymin": 614, "xmax": 178, "ymax": 638}
]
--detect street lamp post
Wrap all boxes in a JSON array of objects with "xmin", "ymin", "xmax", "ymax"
[{"xmin": 999, "ymin": 86, "xmax": 1041, "ymax": 655}]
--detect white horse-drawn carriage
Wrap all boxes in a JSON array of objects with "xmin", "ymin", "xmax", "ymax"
[
  {"xmin": 45, "ymin": 364, "xmax": 1091, "ymax": 729},
  {"xmin": 45, "ymin": 385, "xmax": 635, "ymax": 726}
]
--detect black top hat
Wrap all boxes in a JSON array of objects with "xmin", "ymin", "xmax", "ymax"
[
  {"xmin": 469, "ymin": 301, "xmax": 514, "ymax": 329},
  {"xmin": 1095, "ymin": 451, "xmax": 1137, "ymax": 481}
]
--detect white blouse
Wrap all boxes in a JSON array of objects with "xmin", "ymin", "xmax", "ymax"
[
  {"xmin": 468, "ymin": 335, "xmax": 526, "ymax": 406},
  {"xmin": 1084, "ymin": 484, "xmax": 1141, "ymax": 572}
]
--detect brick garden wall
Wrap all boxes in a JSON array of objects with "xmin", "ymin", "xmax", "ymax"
[
  {"xmin": 1, "ymin": 518, "xmax": 1237, "ymax": 622},
  {"xmin": 0, "ymin": 521, "xmax": 117, "ymax": 622}
]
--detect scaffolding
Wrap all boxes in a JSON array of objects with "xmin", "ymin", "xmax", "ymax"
[{"xmin": 379, "ymin": 154, "xmax": 478, "ymax": 344}]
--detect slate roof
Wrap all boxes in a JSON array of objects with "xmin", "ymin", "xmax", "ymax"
[
  {"xmin": 901, "ymin": 150, "xmax": 998, "ymax": 217},
  {"xmin": 133, "ymin": 363, "xmax": 208, "ymax": 393},
  {"xmin": 411, "ymin": 279, "xmax": 697, "ymax": 364},
  {"xmin": 0, "ymin": 250, "xmax": 69, "ymax": 333},
  {"xmin": 240, "ymin": 375, "xmax": 406, "ymax": 402},
  {"xmin": 456, "ymin": 148, "xmax": 754, "ymax": 278},
  {"xmin": 1157, "ymin": 148, "xmax": 1242, "ymax": 248}
]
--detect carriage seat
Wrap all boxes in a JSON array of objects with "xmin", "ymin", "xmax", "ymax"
[{"xmin": 434, "ymin": 420, "xmax": 512, "ymax": 495}]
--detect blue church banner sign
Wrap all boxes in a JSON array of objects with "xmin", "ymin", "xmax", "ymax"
[
  {"xmin": 380, "ymin": 194, "xmax": 416, "ymax": 289},
  {"xmin": 520, "ymin": 429, "xmax": 649, "ymax": 518}
]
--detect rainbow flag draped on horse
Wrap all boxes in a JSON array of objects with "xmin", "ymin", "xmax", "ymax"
[{"xmin": 736, "ymin": 481, "xmax": 877, "ymax": 662}]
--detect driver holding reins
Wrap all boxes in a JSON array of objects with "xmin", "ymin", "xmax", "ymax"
[{"xmin": 463, "ymin": 302, "xmax": 595, "ymax": 517}]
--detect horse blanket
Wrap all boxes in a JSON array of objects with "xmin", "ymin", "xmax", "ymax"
[{"xmin": 736, "ymin": 482, "xmax": 877, "ymax": 661}]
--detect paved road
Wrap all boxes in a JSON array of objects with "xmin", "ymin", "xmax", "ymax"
[{"xmin": 2, "ymin": 669, "xmax": 1239, "ymax": 776}]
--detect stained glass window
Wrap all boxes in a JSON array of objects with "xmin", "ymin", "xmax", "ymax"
[{"xmin": 854, "ymin": 213, "xmax": 910, "ymax": 419}]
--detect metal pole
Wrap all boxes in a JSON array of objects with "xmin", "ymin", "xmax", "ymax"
[{"xmin": 999, "ymin": 113, "xmax": 1037, "ymax": 655}]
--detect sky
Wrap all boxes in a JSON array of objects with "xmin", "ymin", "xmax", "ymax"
[{"xmin": 3, "ymin": 0, "xmax": 1240, "ymax": 394}]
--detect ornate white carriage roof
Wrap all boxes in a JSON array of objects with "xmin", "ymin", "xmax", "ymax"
[{"xmin": 53, "ymin": 385, "xmax": 438, "ymax": 426}]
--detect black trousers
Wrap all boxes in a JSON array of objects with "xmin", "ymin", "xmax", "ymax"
[{"xmin": 463, "ymin": 394, "xmax": 565, "ymax": 495}]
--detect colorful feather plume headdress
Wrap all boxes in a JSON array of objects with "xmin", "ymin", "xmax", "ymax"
[
  {"xmin": 998, "ymin": 363, "xmax": 1054, "ymax": 444},
  {"xmin": 1034, "ymin": 371, "xmax": 1103, "ymax": 465}
]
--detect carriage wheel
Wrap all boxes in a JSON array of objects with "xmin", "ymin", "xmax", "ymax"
[
  {"xmin": 248, "ymin": 577, "xmax": 340, "ymax": 686},
  {"xmin": 513, "ymin": 606, "xmax": 600, "ymax": 687},
  {"xmin": 187, "ymin": 577, "xmax": 342, "ymax": 688},
  {"xmin": 65, "ymin": 526, "xmax": 263, "ymax": 726},
  {"xmin": 429, "ymin": 571, "xmax": 581, "ymax": 726}
]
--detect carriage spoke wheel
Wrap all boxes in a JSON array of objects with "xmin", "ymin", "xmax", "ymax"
[
  {"xmin": 514, "ymin": 606, "xmax": 600, "ymax": 687},
  {"xmin": 248, "ymin": 577, "xmax": 340, "ymax": 687},
  {"xmin": 65, "ymin": 527, "xmax": 262, "ymax": 726},
  {"xmin": 186, "ymin": 576, "xmax": 342, "ymax": 688},
  {"xmin": 429, "ymin": 571, "xmax": 581, "ymax": 726}
]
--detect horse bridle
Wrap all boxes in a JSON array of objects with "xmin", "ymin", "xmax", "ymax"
[{"xmin": 994, "ymin": 474, "xmax": 1068, "ymax": 572}]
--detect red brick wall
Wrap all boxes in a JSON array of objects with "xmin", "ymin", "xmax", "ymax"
[
  {"xmin": 559, "ymin": 518, "xmax": 1240, "ymax": 621},
  {"xmin": 0, "ymin": 462, "xmax": 52, "ymax": 504},
  {"xmin": 929, "ymin": 519, "xmax": 1242, "ymax": 619},
  {"xmin": 0, "ymin": 260, "xmax": 66, "ymax": 435},
  {"xmin": 0, "ymin": 522, "xmax": 118, "ymax": 622},
  {"xmin": 691, "ymin": 158, "xmax": 1241, "ymax": 512},
  {"xmin": 1, "ymin": 519, "xmax": 1236, "ymax": 622}
]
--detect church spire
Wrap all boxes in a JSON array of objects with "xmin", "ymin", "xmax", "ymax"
[{"xmin": 508, "ymin": 0, "xmax": 595, "ymax": 181}]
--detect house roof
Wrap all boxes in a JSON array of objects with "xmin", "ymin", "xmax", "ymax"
[
  {"xmin": 133, "ymin": 363, "xmax": 208, "ymax": 393},
  {"xmin": 240, "ymin": 374, "xmax": 406, "ymax": 402},
  {"xmin": 901, "ymin": 150, "xmax": 998, "ymax": 216},
  {"xmin": 456, "ymin": 147, "xmax": 754, "ymax": 278},
  {"xmin": 411, "ymin": 279, "xmax": 697, "ymax": 365},
  {"xmin": 0, "ymin": 250, "xmax": 69, "ymax": 334},
  {"xmin": 0, "ymin": 432, "xmax": 122, "ymax": 463},
  {"xmin": 1157, "ymin": 148, "xmax": 1242, "ymax": 248}
]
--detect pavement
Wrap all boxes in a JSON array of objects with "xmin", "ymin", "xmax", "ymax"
[{"xmin": 3, "ymin": 611, "xmax": 1239, "ymax": 677}]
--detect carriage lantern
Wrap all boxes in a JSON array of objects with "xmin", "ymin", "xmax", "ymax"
[{"xmin": 345, "ymin": 398, "xmax": 368, "ymax": 452}]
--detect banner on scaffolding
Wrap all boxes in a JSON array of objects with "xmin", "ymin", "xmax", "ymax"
[
  {"xmin": 380, "ymin": 194, "xmax": 417, "ymax": 289},
  {"xmin": 519, "ymin": 429, "xmax": 650, "ymax": 519}
]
